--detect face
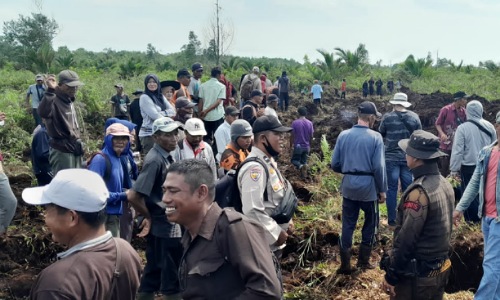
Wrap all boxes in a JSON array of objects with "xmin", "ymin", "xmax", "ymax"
[
  {"xmin": 178, "ymin": 106, "xmax": 194, "ymax": 118},
  {"xmin": 263, "ymin": 131, "xmax": 285, "ymax": 154},
  {"xmin": 162, "ymin": 172, "xmax": 201, "ymax": 227},
  {"xmin": 162, "ymin": 87, "xmax": 174, "ymax": 100},
  {"xmin": 457, "ymin": 98, "xmax": 467, "ymax": 108},
  {"xmin": 59, "ymin": 84, "xmax": 78, "ymax": 98},
  {"xmin": 193, "ymin": 69, "xmax": 203, "ymax": 79},
  {"xmin": 147, "ymin": 78, "xmax": 158, "ymax": 92},
  {"xmin": 186, "ymin": 132, "xmax": 203, "ymax": 148},
  {"xmin": 179, "ymin": 76, "xmax": 191, "ymax": 86},
  {"xmin": 405, "ymin": 154, "xmax": 418, "ymax": 169},
  {"xmin": 226, "ymin": 114, "xmax": 239, "ymax": 125},
  {"xmin": 270, "ymin": 101, "xmax": 278, "ymax": 109},
  {"xmin": 112, "ymin": 136, "xmax": 129, "ymax": 156},
  {"xmin": 115, "ymin": 87, "xmax": 123, "ymax": 94},
  {"xmin": 36, "ymin": 79, "xmax": 43, "ymax": 85},
  {"xmin": 253, "ymin": 95, "xmax": 264, "ymax": 105},
  {"xmin": 237, "ymin": 136, "xmax": 252, "ymax": 150},
  {"xmin": 154, "ymin": 130, "xmax": 179, "ymax": 152},
  {"xmin": 43, "ymin": 204, "xmax": 75, "ymax": 245}
]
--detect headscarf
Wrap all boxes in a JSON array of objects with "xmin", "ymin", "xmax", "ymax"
[{"xmin": 144, "ymin": 74, "xmax": 166, "ymax": 111}]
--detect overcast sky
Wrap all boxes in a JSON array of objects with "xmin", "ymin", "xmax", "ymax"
[{"xmin": 1, "ymin": 0, "xmax": 499, "ymax": 66}]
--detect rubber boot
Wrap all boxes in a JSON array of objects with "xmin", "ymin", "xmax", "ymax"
[
  {"xmin": 357, "ymin": 244, "xmax": 376, "ymax": 270},
  {"xmin": 136, "ymin": 292, "xmax": 155, "ymax": 300},
  {"xmin": 337, "ymin": 248, "xmax": 356, "ymax": 275},
  {"xmin": 162, "ymin": 293, "xmax": 182, "ymax": 300}
]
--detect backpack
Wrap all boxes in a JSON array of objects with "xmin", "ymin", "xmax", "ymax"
[
  {"xmin": 240, "ymin": 75, "xmax": 256, "ymax": 100},
  {"xmin": 86, "ymin": 151, "xmax": 112, "ymax": 182},
  {"xmin": 215, "ymin": 157, "xmax": 269, "ymax": 212}
]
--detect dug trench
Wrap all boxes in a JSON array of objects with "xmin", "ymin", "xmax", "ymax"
[{"xmin": 0, "ymin": 87, "xmax": 492, "ymax": 299}]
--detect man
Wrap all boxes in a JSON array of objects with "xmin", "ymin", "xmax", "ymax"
[
  {"xmin": 310, "ymin": 80, "xmax": 323, "ymax": 107},
  {"xmin": 264, "ymin": 94, "xmax": 279, "ymax": 119},
  {"xmin": 127, "ymin": 117, "xmax": 183, "ymax": 300},
  {"xmin": 387, "ymin": 80, "xmax": 394, "ymax": 94},
  {"xmin": 451, "ymin": 100, "xmax": 495, "ymax": 223},
  {"xmin": 379, "ymin": 93, "xmax": 422, "ymax": 227},
  {"xmin": 0, "ymin": 111, "xmax": 17, "ymax": 236},
  {"xmin": 26, "ymin": 74, "xmax": 46, "ymax": 126},
  {"xmin": 162, "ymin": 159, "xmax": 281, "ymax": 299},
  {"xmin": 376, "ymin": 78, "xmax": 383, "ymax": 98},
  {"xmin": 291, "ymin": 107, "xmax": 314, "ymax": 179},
  {"xmin": 172, "ymin": 68, "xmax": 191, "ymax": 102},
  {"xmin": 381, "ymin": 130, "xmax": 454, "ymax": 299},
  {"xmin": 38, "ymin": 70, "xmax": 85, "ymax": 174},
  {"xmin": 435, "ymin": 91, "xmax": 468, "ymax": 176},
  {"xmin": 340, "ymin": 79, "xmax": 347, "ymax": 99},
  {"xmin": 220, "ymin": 119, "xmax": 253, "ymax": 171},
  {"xmin": 241, "ymin": 89, "xmax": 265, "ymax": 125},
  {"xmin": 219, "ymin": 72, "xmax": 237, "ymax": 108},
  {"xmin": 110, "ymin": 83, "xmax": 131, "ymax": 120},
  {"xmin": 278, "ymin": 71, "xmax": 291, "ymax": 112},
  {"xmin": 129, "ymin": 89, "xmax": 144, "ymax": 152},
  {"xmin": 262, "ymin": 71, "xmax": 273, "ymax": 88},
  {"xmin": 198, "ymin": 67, "xmax": 226, "ymax": 145},
  {"xmin": 238, "ymin": 115, "xmax": 294, "ymax": 256},
  {"xmin": 88, "ymin": 123, "xmax": 132, "ymax": 237},
  {"xmin": 187, "ymin": 62, "xmax": 203, "ymax": 106},
  {"xmin": 368, "ymin": 77, "xmax": 375, "ymax": 96},
  {"xmin": 331, "ymin": 101, "xmax": 387, "ymax": 274},
  {"xmin": 239, "ymin": 66, "xmax": 262, "ymax": 101},
  {"xmin": 31, "ymin": 123, "xmax": 53, "ymax": 186},
  {"xmin": 454, "ymin": 111, "xmax": 500, "ymax": 299},
  {"xmin": 174, "ymin": 118, "xmax": 217, "ymax": 181},
  {"xmin": 214, "ymin": 106, "xmax": 239, "ymax": 163},
  {"xmin": 23, "ymin": 169, "xmax": 141, "ymax": 299},
  {"xmin": 174, "ymin": 97, "xmax": 196, "ymax": 141}
]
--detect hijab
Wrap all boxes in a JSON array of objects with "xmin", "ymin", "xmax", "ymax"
[{"xmin": 144, "ymin": 74, "xmax": 166, "ymax": 111}]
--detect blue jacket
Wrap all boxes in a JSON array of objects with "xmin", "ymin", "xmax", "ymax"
[
  {"xmin": 31, "ymin": 125, "xmax": 51, "ymax": 174},
  {"xmin": 88, "ymin": 134, "xmax": 128, "ymax": 215},
  {"xmin": 456, "ymin": 141, "xmax": 500, "ymax": 222},
  {"xmin": 331, "ymin": 125, "xmax": 388, "ymax": 201}
]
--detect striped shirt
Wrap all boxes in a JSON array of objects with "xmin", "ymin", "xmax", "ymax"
[{"xmin": 379, "ymin": 110, "xmax": 422, "ymax": 161}]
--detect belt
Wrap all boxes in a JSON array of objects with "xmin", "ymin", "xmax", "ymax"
[{"xmin": 420, "ymin": 258, "xmax": 451, "ymax": 277}]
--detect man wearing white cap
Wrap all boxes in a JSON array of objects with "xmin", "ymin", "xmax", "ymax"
[
  {"xmin": 173, "ymin": 118, "xmax": 217, "ymax": 181},
  {"xmin": 22, "ymin": 169, "xmax": 141, "ymax": 300},
  {"xmin": 379, "ymin": 93, "xmax": 422, "ymax": 227}
]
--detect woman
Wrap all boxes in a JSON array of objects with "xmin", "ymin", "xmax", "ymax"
[
  {"xmin": 160, "ymin": 80, "xmax": 180, "ymax": 116},
  {"xmin": 139, "ymin": 74, "xmax": 169, "ymax": 155}
]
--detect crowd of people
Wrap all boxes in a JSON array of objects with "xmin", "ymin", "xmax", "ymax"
[{"xmin": 0, "ymin": 67, "xmax": 497, "ymax": 299}]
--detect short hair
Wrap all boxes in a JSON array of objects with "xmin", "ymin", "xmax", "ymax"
[
  {"xmin": 51, "ymin": 204, "xmax": 107, "ymax": 229},
  {"xmin": 211, "ymin": 67, "xmax": 222, "ymax": 78},
  {"xmin": 298, "ymin": 106, "xmax": 308, "ymax": 116},
  {"xmin": 358, "ymin": 113, "xmax": 372, "ymax": 122},
  {"xmin": 167, "ymin": 159, "xmax": 215, "ymax": 199}
]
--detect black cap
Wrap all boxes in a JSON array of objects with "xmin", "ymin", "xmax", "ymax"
[
  {"xmin": 358, "ymin": 101, "xmax": 381, "ymax": 118},
  {"xmin": 225, "ymin": 106, "xmax": 240, "ymax": 116},
  {"xmin": 453, "ymin": 91, "xmax": 469, "ymax": 100},
  {"xmin": 132, "ymin": 89, "xmax": 143, "ymax": 95},
  {"xmin": 191, "ymin": 63, "xmax": 203, "ymax": 72},
  {"xmin": 398, "ymin": 130, "xmax": 448, "ymax": 159},
  {"xmin": 175, "ymin": 97, "xmax": 196, "ymax": 109},
  {"xmin": 160, "ymin": 80, "xmax": 181, "ymax": 90},
  {"xmin": 267, "ymin": 94, "xmax": 279, "ymax": 102},
  {"xmin": 253, "ymin": 115, "xmax": 292, "ymax": 134},
  {"xmin": 177, "ymin": 68, "xmax": 191, "ymax": 78},
  {"xmin": 250, "ymin": 89, "xmax": 263, "ymax": 98}
]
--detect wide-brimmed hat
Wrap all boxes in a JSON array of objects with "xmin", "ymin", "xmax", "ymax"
[
  {"xmin": 389, "ymin": 93, "xmax": 411, "ymax": 108},
  {"xmin": 160, "ymin": 80, "xmax": 181, "ymax": 90},
  {"xmin": 398, "ymin": 130, "xmax": 448, "ymax": 159}
]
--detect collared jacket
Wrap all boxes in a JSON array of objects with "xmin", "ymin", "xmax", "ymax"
[
  {"xmin": 456, "ymin": 141, "xmax": 500, "ymax": 222},
  {"xmin": 180, "ymin": 203, "xmax": 281, "ymax": 300}
]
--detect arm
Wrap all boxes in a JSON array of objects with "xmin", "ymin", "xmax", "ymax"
[
  {"xmin": 139, "ymin": 95, "xmax": 163, "ymax": 120},
  {"xmin": 214, "ymin": 129, "xmax": 227, "ymax": 159},
  {"xmin": 373, "ymin": 137, "xmax": 388, "ymax": 193},
  {"xmin": 87, "ymin": 155, "xmax": 126, "ymax": 204},
  {"xmin": 450, "ymin": 126, "xmax": 465, "ymax": 173},
  {"xmin": 435, "ymin": 108, "xmax": 447, "ymax": 141},
  {"xmin": 26, "ymin": 88, "xmax": 31, "ymax": 106},
  {"xmin": 127, "ymin": 189, "xmax": 150, "ymax": 219},
  {"xmin": 127, "ymin": 159, "xmax": 161, "ymax": 219},
  {"xmin": 378, "ymin": 116, "xmax": 387, "ymax": 138},
  {"xmin": 455, "ymin": 161, "xmax": 482, "ymax": 212},
  {"xmin": 331, "ymin": 136, "xmax": 342, "ymax": 173}
]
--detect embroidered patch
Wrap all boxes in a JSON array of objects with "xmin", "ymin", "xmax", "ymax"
[
  {"xmin": 269, "ymin": 168, "xmax": 276, "ymax": 175},
  {"xmin": 272, "ymin": 182, "xmax": 282, "ymax": 192},
  {"xmin": 403, "ymin": 201, "xmax": 421, "ymax": 212},
  {"xmin": 249, "ymin": 167, "xmax": 262, "ymax": 181}
]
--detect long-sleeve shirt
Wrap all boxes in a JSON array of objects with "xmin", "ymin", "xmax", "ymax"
[
  {"xmin": 331, "ymin": 125, "xmax": 387, "ymax": 201},
  {"xmin": 138, "ymin": 94, "xmax": 167, "ymax": 137}
]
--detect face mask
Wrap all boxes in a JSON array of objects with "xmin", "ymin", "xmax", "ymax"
[{"xmin": 263, "ymin": 136, "xmax": 280, "ymax": 157}]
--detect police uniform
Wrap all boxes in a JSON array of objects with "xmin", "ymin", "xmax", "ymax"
[{"xmin": 238, "ymin": 147, "xmax": 290, "ymax": 251}]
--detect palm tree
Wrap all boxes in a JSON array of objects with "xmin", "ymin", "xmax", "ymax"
[
  {"xmin": 403, "ymin": 54, "xmax": 433, "ymax": 77},
  {"xmin": 315, "ymin": 49, "xmax": 339, "ymax": 81},
  {"xmin": 335, "ymin": 43, "xmax": 369, "ymax": 71}
]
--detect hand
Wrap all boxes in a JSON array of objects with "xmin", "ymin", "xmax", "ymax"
[
  {"xmin": 378, "ymin": 192, "xmax": 387, "ymax": 203},
  {"xmin": 199, "ymin": 110, "xmax": 207, "ymax": 119},
  {"xmin": 45, "ymin": 75, "xmax": 57, "ymax": 89},
  {"xmin": 275, "ymin": 230, "xmax": 288, "ymax": 247},
  {"xmin": 439, "ymin": 133, "xmax": 448, "ymax": 143},
  {"xmin": 287, "ymin": 219, "xmax": 295, "ymax": 235},
  {"xmin": 381, "ymin": 278, "xmax": 396, "ymax": 297},
  {"xmin": 257, "ymin": 108, "xmax": 265, "ymax": 117},
  {"xmin": 453, "ymin": 210, "xmax": 463, "ymax": 227},
  {"xmin": 137, "ymin": 218, "xmax": 151, "ymax": 238}
]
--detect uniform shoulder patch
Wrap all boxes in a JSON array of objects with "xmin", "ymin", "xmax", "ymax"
[
  {"xmin": 403, "ymin": 201, "xmax": 421, "ymax": 212},
  {"xmin": 249, "ymin": 167, "xmax": 263, "ymax": 181},
  {"xmin": 403, "ymin": 189, "xmax": 424, "ymax": 212}
]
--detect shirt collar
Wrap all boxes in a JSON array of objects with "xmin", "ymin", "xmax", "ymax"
[
  {"xmin": 57, "ymin": 231, "xmax": 113, "ymax": 259},
  {"xmin": 181, "ymin": 203, "xmax": 222, "ymax": 246},
  {"xmin": 153, "ymin": 143, "xmax": 174, "ymax": 160}
]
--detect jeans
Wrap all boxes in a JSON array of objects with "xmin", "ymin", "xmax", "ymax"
[
  {"xmin": 0, "ymin": 172, "xmax": 17, "ymax": 235},
  {"xmin": 474, "ymin": 217, "xmax": 500, "ymax": 299},
  {"xmin": 32, "ymin": 108, "xmax": 42, "ymax": 126},
  {"xmin": 461, "ymin": 165, "xmax": 480, "ymax": 223},
  {"xmin": 279, "ymin": 92, "xmax": 289, "ymax": 112},
  {"xmin": 386, "ymin": 160, "xmax": 413, "ymax": 224},
  {"xmin": 340, "ymin": 197, "xmax": 377, "ymax": 249},
  {"xmin": 291, "ymin": 145, "xmax": 310, "ymax": 169}
]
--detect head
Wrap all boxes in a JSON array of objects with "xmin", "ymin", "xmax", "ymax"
[
  {"xmin": 398, "ymin": 130, "xmax": 447, "ymax": 170},
  {"xmin": 494, "ymin": 111, "xmax": 500, "ymax": 139},
  {"xmin": 22, "ymin": 169, "xmax": 108, "ymax": 247},
  {"xmin": 252, "ymin": 115, "xmax": 292, "ymax": 157},
  {"xmin": 282, "ymin": 71, "xmax": 287, "ymax": 77},
  {"xmin": 132, "ymin": 89, "xmax": 143, "ymax": 98},
  {"xmin": 250, "ymin": 90, "xmax": 263, "ymax": 105},
  {"xmin": 297, "ymin": 106, "xmax": 308, "ymax": 117},
  {"xmin": 252, "ymin": 66, "xmax": 260, "ymax": 75},
  {"xmin": 177, "ymin": 68, "xmax": 191, "ymax": 86},
  {"xmin": 105, "ymin": 123, "xmax": 131, "ymax": 156},
  {"xmin": 211, "ymin": 66, "xmax": 222, "ymax": 80},
  {"xmin": 162, "ymin": 159, "xmax": 216, "ymax": 229},
  {"xmin": 313, "ymin": 80, "xmax": 318, "ymax": 84},
  {"xmin": 466, "ymin": 100, "xmax": 483, "ymax": 120},
  {"xmin": 357, "ymin": 101, "xmax": 382, "ymax": 128},
  {"xmin": 35, "ymin": 74, "xmax": 44, "ymax": 85},
  {"xmin": 184, "ymin": 118, "xmax": 206, "ymax": 148},
  {"xmin": 152, "ymin": 117, "xmax": 182, "ymax": 152},
  {"xmin": 231, "ymin": 119, "xmax": 253, "ymax": 150},
  {"xmin": 175, "ymin": 97, "xmax": 196, "ymax": 121},
  {"xmin": 267, "ymin": 94, "xmax": 279, "ymax": 109},
  {"xmin": 224, "ymin": 106, "xmax": 240, "ymax": 125},
  {"xmin": 57, "ymin": 70, "xmax": 84, "ymax": 98},
  {"xmin": 144, "ymin": 74, "xmax": 160, "ymax": 93},
  {"xmin": 191, "ymin": 63, "xmax": 204, "ymax": 80},
  {"xmin": 453, "ymin": 91, "xmax": 469, "ymax": 108},
  {"xmin": 389, "ymin": 93, "xmax": 411, "ymax": 109},
  {"xmin": 162, "ymin": 86, "xmax": 175, "ymax": 100},
  {"xmin": 114, "ymin": 84, "xmax": 124, "ymax": 94},
  {"xmin": 160, "ymin": 80, "xmax": 181, "ymax": 101}
]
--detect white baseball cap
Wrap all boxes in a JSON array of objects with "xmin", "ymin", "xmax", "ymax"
[
  {"xmin": 152, "ymin": 117, "xmax": 182, "ymax": 134},
  {"xmin": 22, "ymin": 169, "xmax": 109, "ymax": 213},
  {"xmin": 389, "ymin": 92, "xmax": 411, "ymax": 108},
  {"xmin": 184, "ymin": 118, "xmax": 207, "ymax": 136}
]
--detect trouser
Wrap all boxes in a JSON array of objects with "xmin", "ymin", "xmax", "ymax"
[
  {"xmin": 203, "ymin": 118, "xmax": 224, "ymax": 146},
  {"xmin": 460, "ymin": 165, "xmax": 480, "ymax": 223},
  {"xmin": 392, "ymin": 269, "xmax": 450, "ymax": 300},
  {"xmin": 106, "ymin": 214, "xmax": 120, "ymax": 238},
  {"xmin": 120, "ymin": 203, "xmax": 134, "ymax": 243},
  {"xmin": 474, "ymin": 216, "xmax": 500, "ymax": 299},
  {"xmin": 386, "ymin": 160, "xmax": 413, "ymax": 224},
  {"xmin": 139, "ymin": 235, "xmax": 182, "ymax": 295},
  {"xmin": 279, "ymin": 92, "xmax": 289, "ymax": 112},
  {"xmin": 135, "ymin": 131, "xmax": 142, "ymax": 153},
  {"xmin": 140, "ymin": 136, "xmax": 155, "ymax": 156},
  {"xmin": 35, "ymin": 172, "xmax": 53, "ymax": 186},
  {"xmin": 0, "ymin": 171, "xmax": 17, "ymax": 235},
  {"xmin": 340, "ymin": 197, "xmax": 377, "ymax": 249},
  {"xmin": 49, "ymin": 148, "xmax": 82, "ymax": 175},
  {"xmin": 341, "ymin": 91, "xmax": 346, "ymax": 99},
  {"xmin": 272, "ymin": 249, "xmax": 284, "ymax": 298},
  {"xmin": 291, "ymin": 145, "xmax": 310, "ymax": 169},
  {"xmin": 437, "ymin": 149, "xmax": 451, "ymax": 177},
  {"xmin": 32, "ymin": 108, "xmax": 42, "ymax": 126},
  {"xmin": 313, "ymin": 98, "xmax": 321, "ymax": 105}
]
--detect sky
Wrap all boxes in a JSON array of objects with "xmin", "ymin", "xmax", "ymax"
[{"xmin": 1, "ymin": 0, "xmax": 499, "ymax": 66}]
